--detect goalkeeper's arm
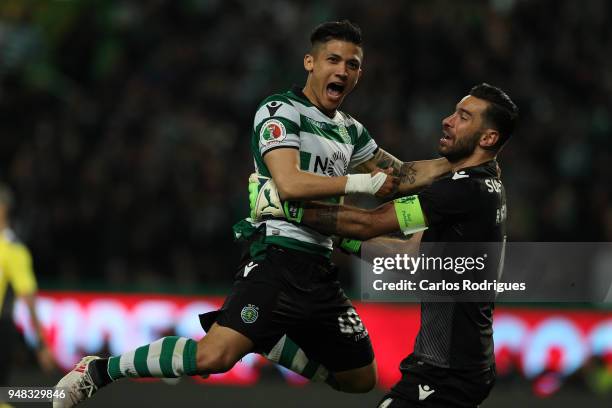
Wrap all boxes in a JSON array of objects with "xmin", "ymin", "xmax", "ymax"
[
  {"xmin": 249, "ymin": 172, "xmax": 428, "ymax": 240},
  {"xmin": 300, "ymin": 196, "xmax": 428, "ymax": 241}
]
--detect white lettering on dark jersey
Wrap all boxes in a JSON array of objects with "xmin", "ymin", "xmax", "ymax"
[{"xmin": 485, "ymin": 179, "xmax": 502, "ymax": 193}]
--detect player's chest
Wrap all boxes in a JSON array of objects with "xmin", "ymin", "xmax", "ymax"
[{"xmin": 298, "ymin": 133, "xmax": 354, "ymax": 176}]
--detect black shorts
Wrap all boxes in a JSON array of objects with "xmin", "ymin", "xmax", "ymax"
[
  {"xmin": 377, "ymin": 355, "xmax": 496, "ymax": 408},
  {"xmin": 200, "ymin": 245, "xmax": 374, "ymax": 372}
]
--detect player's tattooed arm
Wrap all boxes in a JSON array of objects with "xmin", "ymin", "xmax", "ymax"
[
  {"xmin": 353, "ymin": 148, "xmax": 451, "ymax": 195},
  {"xmin": 302, "ymin": 201, "xmax": 400, "ymax": 240}
]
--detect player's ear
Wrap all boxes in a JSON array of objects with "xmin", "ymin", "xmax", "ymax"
[
  {"xmin": 304, "ymin": 54, "xmax": 314, "ymax": 72},
  {"xmin": 480, "ymin": 129, "xmax": 499, "ymax": 149},
  {"xmin": 355, "ymin": 67, "xmax": 363, "ymax": 84}
]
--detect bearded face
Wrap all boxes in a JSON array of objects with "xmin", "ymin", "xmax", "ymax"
[
  {"xmin": 438, "ymin": 129, "xmax": 482, "ymax": 163},
  {"xmin": 439, "ymin": 95, "xmax": 492, "ymax": 163}
]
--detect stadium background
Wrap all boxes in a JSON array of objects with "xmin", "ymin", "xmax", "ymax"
[{"xmin": 0, "ymin": 0, "xmax": 610, "ymax": 406}]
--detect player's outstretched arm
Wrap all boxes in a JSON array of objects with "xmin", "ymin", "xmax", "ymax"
[
  {"xmin": 352, "ymin": 148, "xmax": 451, "ymax": 195},
  {"xmin": 301, "ymin": 196, "xmax": 428, "ymax": 241},
  {"xmin": 264, "ymin": 148, "xmax": 398, "ymax": 200},
  {"xmin": 301, "ymin": 201, "xmax": 397, "ymax": 240}
]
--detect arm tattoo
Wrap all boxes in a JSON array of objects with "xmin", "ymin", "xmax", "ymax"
[
  {"xmin": 318, "ymin": 206, "xmax": 339, "ymax": 229},
  {"xmin": 354, "ymin": 149, "xmax": 420, "ymax": 189},
  {"xmin": 305, "ymin": 205, "xmax": 339, "ymax": 235},
  {"xmin": 374, "ymin": 150, "xmax": 403, "ymax": 176},
  {"xmin": 374, "ymin": 150, "xmax": 418, "ymax": 185},
  {"xmin": 399, "ymin": 162, "xmax": 417, "ymax": 185}
]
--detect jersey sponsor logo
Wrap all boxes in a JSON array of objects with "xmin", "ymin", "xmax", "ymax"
[
  {"xmin": 266, "ymin": 101, "xmax": 282, "ymax": 116},
  {"xmin": 451, "ymin": 171, "xmax": 469, "ymax": 180},
  {"xmin": 326, "ymin": 151, "xmax": 349, "ymax": 176},
  {"xmin": 243, "ymin": 262, "xmax": 258, "ymax": 277},
  {"xmin": 312, "ymin": 152, "xmax": 349, "ymax": 176},
  {"xmin": 260, "ymin": 119, "xmax": 287, "ymax": 146},
  {"xmin": 240, "ymin": 304, "xmax": 259, "ymax": 324},
  {"xmin": 418, "ymin": 384, "xmax": 435, "ymax": 400}
]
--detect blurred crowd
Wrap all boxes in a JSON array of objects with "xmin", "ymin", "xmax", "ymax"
[{"xmin": 0, "ymin": 0, "xmax": 610, "ymax": 288}]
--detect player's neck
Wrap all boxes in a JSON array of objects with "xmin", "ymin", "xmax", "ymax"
[
  {"xmin": 301, "ymin": 84, "xmax": 336, "ymax": 118},
  {"xmin": 450, "ymin": 152, "xmax": 496, "ymax": 172}
]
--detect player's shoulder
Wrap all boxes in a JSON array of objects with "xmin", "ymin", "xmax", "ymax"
[
  {"xmin": 2, "ymin": 228, "xmax": 20, "ymax": 244},
  {"xmin": 254, "ymin": 91, "xmax": 301, "ymax": 126},
  {"xmin": 257, "ymin": 91, "xmax": 297, "ymax": 109},
  {"xmin": 337, "ymin": 110, "xmax": 365, "ymax": 133},
  {"xmin": 1, "ymin": 228, "xmax": 29, "ymax": 253},
  {"xmin": 428, "ymin": 163, "xmax": 500, "ymax": 204},
  {"xmin": 425, "ymin": 171, "xmax": 479, "ymax": 202},
  {"xmin": 443, "ymin": 162, "xmax": 499, "ymax": 183}
]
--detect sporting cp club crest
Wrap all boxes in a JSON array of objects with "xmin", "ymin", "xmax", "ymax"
[
  {"xmin": 240, "ymin": 304, "xmax": 259, "ymax": 324},
  {"xmin": 259, "ymin": 119, "xmax": 286, "ymax": 145}
]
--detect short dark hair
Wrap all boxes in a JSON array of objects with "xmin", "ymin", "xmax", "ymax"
[
  {"xmin": 469, "ymin": 83, "xmax": 518, "ymax": 151},
  {"xmin": 310, "ymin": 20, "xmax": 362, "ymax": 47}
]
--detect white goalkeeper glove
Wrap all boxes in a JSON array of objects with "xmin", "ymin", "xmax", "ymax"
[{"xmin": 248, "ymin": 173, "xmax": 303, "ymax": 222}]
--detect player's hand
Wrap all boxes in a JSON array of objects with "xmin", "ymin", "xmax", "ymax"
[
  {"xmin": 249, "ymin": 173, "xmax": 285, "ymax": 220},
  {"xmin": 373, "ymin": 168, "xmax": 399, "ymax": 198},
  {"xmin": 36, "ymin": 345, "xmax": 57, "ymax": 373},
  {"xmin": 248, "ymin": 173, "xmax": 303, "ymax": 223}
]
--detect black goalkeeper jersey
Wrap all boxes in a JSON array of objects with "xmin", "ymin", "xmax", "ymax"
[{"xmin": 411, "ymin": 160, "xmax": 506, "ymax": 370}]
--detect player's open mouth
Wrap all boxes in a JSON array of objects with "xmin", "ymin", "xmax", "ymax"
[
  {"xmin": 326, "ymin": 82, "xmax": 345, "ymax": 100},
  {"xmin": 440, "ymin": 132, "xmax": 452, "ymax": 146}
]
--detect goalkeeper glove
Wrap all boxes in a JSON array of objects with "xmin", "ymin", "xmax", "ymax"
[{"xmin": 248, "ymin": 173, "xmax": 303, "ymax": 223}]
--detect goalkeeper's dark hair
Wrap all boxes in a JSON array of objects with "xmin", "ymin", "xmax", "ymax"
[
  {"xmin": 310, "ymin": 20, "xmax": 362, "ymax": 47},
  {"xmin": 470, "ymin": 83, "xmax": 518, "ymax": 152}
]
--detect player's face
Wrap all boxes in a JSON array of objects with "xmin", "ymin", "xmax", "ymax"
[
  {"xmin": 303, "ymin": 40, "xmax": 363, "ymax": 115},
  {"xmin": 439, "ymin": 95, "xmax": 489, "ymax": 162}
]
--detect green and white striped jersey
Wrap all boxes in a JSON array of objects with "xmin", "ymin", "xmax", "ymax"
[{"xmin": 251, "ymin": 86, "xmax": 378, "ymax": 257}]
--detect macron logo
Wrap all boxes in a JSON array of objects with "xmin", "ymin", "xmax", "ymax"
[
  {"xmin": 378, "ymin": 398, "xmax": 393, "ymax": 408},
  {"xmin": 243, "ymin": 262, "xmax": 258, "ymax": 277},
  {"xmin": 451, "ymin": 171, "xmax": 469, "ymax": 180},
  {"xmin": 418, "ymin": 384, "xmax": 435, "ymax": 401}
]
